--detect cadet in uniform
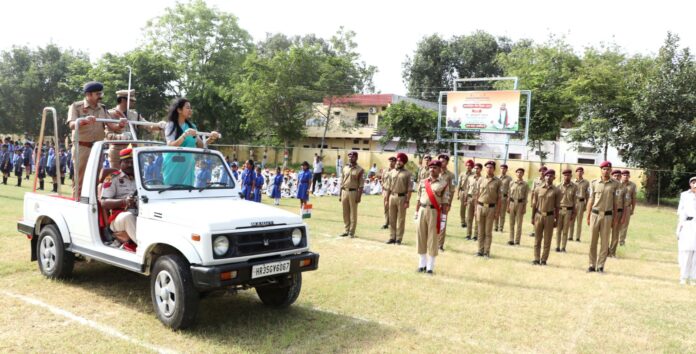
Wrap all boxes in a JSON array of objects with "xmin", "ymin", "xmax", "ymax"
[
  {"xmin": 415, "ymin": 160, "xmax": 449, "ymax": 275},
  {"xmin": 417, "ymin": 154, "xmax": 432, "ymax": 183},
  {"xmin": 385, "ymin": 153, "xmax": 413, "ymax": 244},
  {"xmin": 569, "ymin": 167, "xmax": 590, "ymax": 242},
  {"xmin": 67, "ymin": 81, "xmax": 125, "ymax": 197},
  {"xmin": 437, "ymin": 154, "xmax": 455, "ymax": 251},
  {"xmin": 555, "ymin": 169, "xmax": 577, "ymax": 252},
  {"xmin": 339, "ymin": 151, "xmax": 365, "ymax": 238},
  {"xmin": 619, "ymin": 170, "xmax": 637, "ymax": 246},
  {"xmin": 106, "ymin": 90, "xmax": 164, "ymax": 167},
  {"xmin": 507, "ymin": 167, "xmax": 528, "ymax": 245},
  {"xmin": 464, "ymin": 163, "xmax": 482, "ymax": 240},
  {"xmin": 529, "ymin": 166, "xmax": 548, "ymax": 237},
  {"xmin": 608, "ymin": 170, "xmax": 628, "ymax": 257},
  {"xmin": 0, "ymin": 143, "xmax": 11, "ymax": 184},
  {"xmin": 474, "ymin": 161, "xmax": 502, "ymax": 257},
  {"xmin": 100, "ymin": 148, "xmax": 138, "ymax": 249},
  {"xmin": 381, "ymin": 156, "xmax": 397, "ymax": 229},
  {"xmin": 532, "ymin": 169, "xmax": 560, "ymax": 265},
  {"xmin": 587, "ymin": 161, "xmax": 622, "ymax": 272},
  {"xmin": 457, "ymin": 159, "xmax": 474, "ymax": 228},
  {"xmin": 495, "ymin": 164, "xmax": 513, "ymax": 232}
]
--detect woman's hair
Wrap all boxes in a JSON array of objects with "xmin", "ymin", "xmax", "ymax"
[
  {"xmin": 166, "ymin": 98, "xmax": 191, "ymax": 138},
  {"xmin": 301, "ymin": 161, "xmax": 309, "ymax": 168},
  {"xmin": 276, "ymin": 166, "xmax": 281, "ymax": 173}
]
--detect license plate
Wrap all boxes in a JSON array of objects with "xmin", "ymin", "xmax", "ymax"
[{"xmin": 251, "ymin": 260, "xmax": 291, "ymax": 279}]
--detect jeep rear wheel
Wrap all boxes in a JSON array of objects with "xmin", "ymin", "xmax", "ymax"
[
  {"xmin": 255, "ymin": 273, "xmax": 302, "ymax": 308},
  {"xmin": 150, "ymin": 254, "xmax": 199, "ymax": 330},
  {"xmin": 37, "ymin": 224, "xmax": 74, "ymax": 279}
]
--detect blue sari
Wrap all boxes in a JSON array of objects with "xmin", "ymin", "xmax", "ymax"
[
  {"xmin": 271, "ymin": 174, "xmax": 283, "ymax": 199},
  {"xmin": 162, "ymin": 121, "xmax": 197, "ymax": 186}
]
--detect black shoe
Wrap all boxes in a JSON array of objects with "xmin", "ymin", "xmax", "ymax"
[
  {"xmin": 381, "ymin": 224, "xmax": 388, "ymax": 229},
  {"xmin": 540, "ymin": 260, "xmax": 547, "ymax": 266},
  {"xmin": 473, "ymin": 237, "xmax": 478, "ymax": 241},
  {"xmin": 425, "ymin": 270, "xmax": 434, "ymax": 276},
  {"xmin": 465, "ymin": 236, "xmax": 471, "ymax": 240},
  {"xmin": 462, "ymin": 223, "xmax": 467, "ymax": 228},
  {"xmin": 532, "ymin": 260, "xmax": 540, "ymax": 265},
  {"xmin": 576, "ymin": 239, "xmax": 581, "ymax": 242},
  {"xmin": 438, "ymin": 246, "xmax": 445, "ymax": 252},
  {"xmin": 386, "ymin": 239, "xmax": 396, "ymax": 244},
  {"xmin": 395, "ymin": 240, "xmax": 401, "ymax": 245},
  {"xmin": 597, "ymin": 267, "xmax": 604, "ymax": 273},
  {"xmin": 561, "ymin": 248, "xmax": 566, "ymax": 252},
  {"xmin": 494, "ymin": 227, "xmax": 498, "ymax": 232},
  {"xmin": 530, "ymin": 232, "xmax": 535, "ymax": 237},
  {"xmin": 417, "ymin": 267, "xmax": 426, "ymax": 273},
  {"xmin": 515, "ymin": 241, "xmax": 520, "ymax": 245},
  {"xmin": 555, "ymin": 247, "xmax": 561, "ymax": 252},
  {"xmin": 339, "ymin": 232, "xmax": 349, "ymax": 237},
  {"xmin": 588, "ymin": 266, "xmax": 596, "ymax": 272},
  {"xmin": 507, "ymin": 241, "xmax": 514, "ymax": 245},
  {"xmin": 476, "ymin": 252, "xmax": 484, "ymax": 257}
]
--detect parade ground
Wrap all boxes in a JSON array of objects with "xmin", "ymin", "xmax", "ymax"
[{"xmin": 1, "ymin": 184, "xmax": 694, "ymax": 353}]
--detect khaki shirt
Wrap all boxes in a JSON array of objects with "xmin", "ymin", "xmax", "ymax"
[
  {"xmin": 573, "ymin": 178, "xmax": 590, "ymax": 201},
  {"xmin": 67, "ymin": 100, "xmax": 110, "ymax": 143},
  {"xmin": 440, "ymin": 169, "xmax": 455, "ymax": 205},
  {"xmin": 457, "ymin": 170, "xmax": 473, "ymax": 198},
  {"xmin": 382, "ymin": 167, "xmax": 394, "ymax": 191},
  {"xmin": 623, "ymin": 181, "xmax": 637, "ymax": 211},
  {"xmin": 476, "ymin": 175, "xmax": 502, "ymax": 205},
  {"xmin": 508, "ymin": 179, "xmax": 529, "ymax": 203},
  {"xmin": 389, "ymin": 168, "xmax": 413, "ymax": 194},
  {"xmin": 341, "ymin": 164, "xmax": 365, "ymax": 190},
  {"xmin": 101, "ymin": 171, "xmax": 137, "ymax": 200},
  {"xmin": 417, "ymin": 176, "xmax": 449, "ymax": 207},
  {"xmin": 466, "ymin": 174, "xmax": 481, "ymax": 196},
  {"xmin": 589, "ymin": 178, "xmax": 622, "ymax": 212},
  {"xmin": 418, "ymin": 166, "xmax": 429, "ymax": 182},
  {"xmin": 533, "ymin": 183, "xmax": 561, "ymax": 213},
  {"xmin": 558, "ymin": 181, "xmax": 577, "ymax": 208},
  {"xmin": 614, "ymin": 181, "xmax": 627, "ymax": 210},
  {"xmin": 106, "ymin": 108, "xmax": 146, "ymax": 139},
  {"xmin": 499, "ymin": 174, "xmax": 513, "ymax": 196}
]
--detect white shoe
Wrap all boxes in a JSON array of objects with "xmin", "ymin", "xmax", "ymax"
[
  {"xmin": 109, "ymin": 240, "xmax": 122, "ymax": 248},
  {"xmin": 680, "ymin": 279, "xmax": 687, "ymax": 285}
]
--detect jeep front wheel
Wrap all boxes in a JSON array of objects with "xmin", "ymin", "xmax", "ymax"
[
  {"xmin": 255, "ymin": 273, "xmax": 302, "ymax": 308},
  {"xmin": 37, "ymin": 224, "xmax": 74, "ymax": 279},
  {"xmin": 150, "ymin": 254, "xmax": 199, "ymax": 329}
]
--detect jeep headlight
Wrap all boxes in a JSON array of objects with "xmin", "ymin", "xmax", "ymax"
[
  {"xmin": 213, "ymin": 236, "xmax": 229, "ymax": 256},
  {"xmin": 292, "ymin": 228, "xmax": 303, "ymax": 246}
]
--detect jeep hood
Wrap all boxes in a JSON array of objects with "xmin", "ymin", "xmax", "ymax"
[{"xmin": 143, "ymin": 198, "xmax": 302, "ymax": 230}]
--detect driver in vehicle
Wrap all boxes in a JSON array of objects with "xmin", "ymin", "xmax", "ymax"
[{"xmin": 101, "ymin": 147, "xmax": 138, "ymax": 249}]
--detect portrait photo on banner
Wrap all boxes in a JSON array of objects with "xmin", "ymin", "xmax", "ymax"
[{"xmin": 446, "ymin": 90, "xmax": 521, "ymax": 133}]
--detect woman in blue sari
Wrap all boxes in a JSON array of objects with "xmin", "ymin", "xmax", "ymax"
[
  {"xmin": 253, "ymin": 166, "xmax": 265, "ymax": 202},
  {"xmin": 296, "ymin": 161, "xmax": 312, "ymax": 210},
  {"xmin": 162, "ymin": 98, "xmax": 219, "ymax": 186},
  {"xmin": 271, "ymin": 166, "xmax": 283, "ymax": 205}
]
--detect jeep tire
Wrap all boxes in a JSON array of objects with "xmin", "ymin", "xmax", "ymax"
[
  {"xmin": 255, "ymin": 273, "xmax": 302, "ymax": 308},
  {"xmin": 37, "ymin": 224, "xmax": 74, "ymax": 279},
  {"xmin": 150, "ymin": 254, "xmax": 199, "ymax": 330}
]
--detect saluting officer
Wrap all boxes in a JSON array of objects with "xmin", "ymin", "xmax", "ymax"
[
  {"xmin": 415, "ymin": 160, "xmax": 449, "ymax": 275},
  {"xmin": 385, "ymin": 153, "xmax": 413, "ymax": 244},
  {"xmin": 529, "ymin": 166, "xmax": 548, "ymax": 237},
  {"xmin": 457, "ymin": 159, "xmax": 475, "ymax": 228},
  {"xmin": 608, "ymin": 170, "xmax": 628, "ymax": 257},
  {"xmin": 555, "ymin": 169, "xmax": 577, "ymax": 253},
  {"xmin": 474, "ymin": 160, "xmax": 502, "ymax": 257},
  {"xmin": 495, "ymin": 164, "xmax": 513, "ymax": 232},
  {"xmin": 619, "ymin": 170, "xmax": 637, "ymax": 246},
  {"xmin": 437, "ymin": 154, "xmax": 456, "ymax": 251},
  {"xmin": 587, "ymin": 161, "xmax": 623, "ymax": 272},
  {"xmin": 532, "ymin": 169, "xmax": 560, "ymax": 265},
  {"xmin": 464, "ymin": 163, "xmax": 482, "ymax": 240},
  {"xmin": 507, "ymin": 167, "xmax": 528, "ymax": 245},
  {"xmin": 569, "ymin": 167, "xmax": 590, "ymax": 242},
  {"xmin": 381, "ymin": 156, "xmax": 397, "ymax": 229},
  {"xmin": 67, "ymin": 81, "xmax": 125, "ymax": 197},
  {"xmin": 339, "ymin": 151, "xmax": 365, "ymax": 238}
]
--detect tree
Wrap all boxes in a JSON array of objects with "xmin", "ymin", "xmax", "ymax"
[
  {"xmin": 379, "ymin": 101, "xmax": 438, "ymax": 154},
  {"xmin": 450, "ymin": 30, "xmax": 511, "ymax": 89},
  {"xmin": 402, "ymin": 34, "xmax": 453, "ymax": 101}
]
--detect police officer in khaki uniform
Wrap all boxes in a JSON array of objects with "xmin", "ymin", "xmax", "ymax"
[
  {"xmin": 386, "ymin": 153, "xmax": 413, "ymax": 244},
  {"xmin": 100, "ymin": 147, "xmax": 138, "ymax": 248},
  {"xmin": 415, "ymin": 160, "xmax": 449, "ymax": 275},
  {"xmin": 339, "ymin": 151, "xmax": 365, "ymax": 238},
  {"xmin": 587, "ymin": 161, "xmax": 623, "ymax": 272},
  {"xmin": 474, "ymin": 160, "xmax": 502, "ymax": 257},
  {"xmin": 495, "ymin": 164, "xmax": 513, "ymax": 232},
  {"xmin": 507, "ymin": 167, "xmax": 528, "ymax": 245},
  {"xmin": 417, "ymin": 154, "xmax": 432, "ymax": 183},
  {"xmin": 532, "ymin": 169, "xmax": 561, "ymax": 265},
  {"xmin": 437, "ymin": 154, "xmax": 455, "ymax": 251},
  {"xmin": 457, "ymin": 159, "xmax": 475, "ymax": 228},
  {"xmin": 608, "ymin": 170, "xmax": 628, "ymax": 257},
  {"xmin": 619, "ymin": 170, "xmax": 637, "ymax": 246},
  {"xmin": 464, "ymin": 163, "xmax": 482, "ymax": 240},
  {"xmin": 106, "ymin": 90, "xmax": 165, "ymax": 168},
  {"xmin": 67, "ymin": 81, "xmax": 125, "ymax": 197},
  {"xmin": 381, "ymin": 156, "xmax": 397, "ymax": 229},
  {"xmin": 529, "ymin": 166, "xmax": 548, "ymax": 237},
  {"xmin": 555, "ymin": 169, "xmax": 577, "ymax": 253},
  {"xmin": 569, "ymin": 167, "xmax": 590, "ymax": 242}
]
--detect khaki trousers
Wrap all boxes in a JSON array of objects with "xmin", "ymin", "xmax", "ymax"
[
  {"xmin": 589, "ymin": 213, "xmax": 613, "ymax": 268},
  {"xmin": 608, "ymin": 210, "xmax": 624, "ymax": 256},
  {"xmin": 534, "ymin": 214, "xmax": 555, "ymax": 262},
  {"xmin": 555, "ymin": 209, "xmax": 573, "ymax": 250},
  {"xmin": 417, "ymin": 207, "xmax": 439, "ymax": 257},
  {"xmin": 341, "ymin": 190, "xmax": 359, "ymax": 235},
  {"xmin": 508, "ymin": 202, "xmax": 525, "ymax": 243},
  {"xmin": 438, "ymin": 213, "xmax": 449, "ymax": 248},
  {"xmin": 111, "ymin": 211, "xmax": 137, "ymax": 243},
  {"xmin": 466, "ymin": 198, "xmax": 478, "ymax": 237},
  {"xmin": 460, "ymin": 196, "xmax": 467, "ymax": 225},
  {"xmin": 495, "ymin": 195, "xmax": 507, "ymax": 231},
  {"xmin": 569, "ymin": 200, "xmax": 587, "ymax": 241},
  {"xmin": 388, "ymin": 194, "xmax": 408, "ymax": 241},
  {"xmin": 619, "ymin": 208, "xmax": 632, "ymax": 243},
  {"xmin": 71, "ymin": 144, "xmax": 91, "ymax": 198},
  {"xmin": 477, "ymin": 204, "xmax": 496, "ymax": 254}
]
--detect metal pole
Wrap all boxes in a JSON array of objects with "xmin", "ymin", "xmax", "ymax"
[
  {"xmin": 453, "ymin": 132, "xmax": 459, "ymax": 182},
  {"xmin": 657, "ymin": 171, "xmax": 661, "ymax": 208}
]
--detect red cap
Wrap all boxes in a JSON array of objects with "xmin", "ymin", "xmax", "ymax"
[
  {"xmin": 599, "ymin": 161, "xmax": 612, "ymax": 168},
  {"xmin": 119, "ymin": 148, "xmax": 133, "ymax": 159},
  {"xmin": 611, "ymin": 170, "xmax": 621, "ymax": 176},
  {"xmin": 438, "ymin": 154, "xmax": 450, "ymax": 161},
  {"xmin": 428, "ymin": 160, "xmax": 442, "ymax": 168},
  {"xmin": 465, "ymin": 159, "xmax": 474, "ymax": 166},
  {"xmin": 562, "ymin": 168, "xmax": 572, "ymax": 175},
  {"xmin": 544, "ymin": 169, "xmax": 556, "ymax": 176},
  {"xmin": 396, "ymin": 152, "xmax": 408, "ymax": 163},
  {"xmin": 622, "ymin": 170, "xmax": 630, "ymax": 175}
]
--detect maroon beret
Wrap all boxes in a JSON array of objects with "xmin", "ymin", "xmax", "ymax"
[
  {"xmin": 562, "ymin": 168, "xmax": 572, "ymax": 175},
  {"xmin": 500, "ymin": 164, "xmax": 508, "ymax": 168},
  {"xmin": 575, "ymin": 167, "xmax": 584, "ymax": 172},
  {"xmin": 438, "ymin": 154, "xmax": 450, "ymax": 161},
  {"xmin": 544, "ymin": 169, "xmax": 556, "ymax": 176},
  {"xmin": 516, "ymin": 168, "xmax": 525, "ymax": 173},
  {"xmin": 396, "ymin": 152, "xmax": 408, "ymax": 163},
  {"xmin": 465, "ymin": 159, "xmax": 474, "ymax": 166},
  {"xmin": 485, "ymin": 160, "xmax": 496, "ymax": 167},
  {"xmin": 599, "ymin": 161, "xmax": 612, "ymax": 168},
  {"xmin": 428, "ymin": 160, "xmax": 442, "ymax": 168},
  {"xmin": 539, "ymin": 166, "xmax": 548, "ymax": 172},
  {"xmin": 621, "ymin": 170, "xmax": 630, "ymax": 175}
]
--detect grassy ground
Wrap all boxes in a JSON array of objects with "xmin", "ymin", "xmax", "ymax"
[{"xmin": 1, "ymin": 178, "xmax": 694, "ymax": 353}]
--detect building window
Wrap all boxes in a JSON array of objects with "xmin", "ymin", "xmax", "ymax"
[
  {"xmin": 578, "ymin": 158, "xmax": 595, "ymax": 164},
  {"xmin": 577, "ymin": 146, "xmax": 595, "ymax": 153},
  {"xmin": 362, "ymin": 140, "xmax": 369, "ymax": 144},
  {"xmin": 508, "ymin": 153, "xmax": 522, "ymax": 160},
  {"xmin": 353, "ymin": 139, "xmax": 360, "ymax": 144},
  {"xmin": 362, "ymin": 148, "xmax": 369, "ymax": 151},
  {"xmin": 467, "ymin": 145, "xmax": 476, "ymax": 151},
  {"xmin": 303, "ymin": 145, "xmax": 310, "ymax": 148},
  {"xmin": 357, "ymin": 112, "xmax": 369, "ymax": 126}
]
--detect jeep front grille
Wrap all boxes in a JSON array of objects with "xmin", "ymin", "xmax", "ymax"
[{"xmin": 212, "ymin": 227, "xmax": 306, "ymax": 259}]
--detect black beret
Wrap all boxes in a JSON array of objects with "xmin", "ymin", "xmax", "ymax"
[{"xmin": 83, "ymin": 81, "xmax": 104, "ymax": 93}]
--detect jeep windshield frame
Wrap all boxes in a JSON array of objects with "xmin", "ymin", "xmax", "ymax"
[{"xmin": 137, "ymin": 149, "xmax": 236, "ymax": 192}]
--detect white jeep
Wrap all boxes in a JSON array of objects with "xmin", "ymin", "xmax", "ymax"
[{"xmin": 17, "ymin": 137, "xmax": 319, "ymax": 329}]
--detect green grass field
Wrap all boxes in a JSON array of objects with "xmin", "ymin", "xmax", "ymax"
[{"xmin": 1, "ymin": 179, "xmax": 694, "ymax": 353}]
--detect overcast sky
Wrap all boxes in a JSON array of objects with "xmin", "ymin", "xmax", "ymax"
[{"xmin": 3, "ymin": 0, "xmax": 694, "ymax": 95}]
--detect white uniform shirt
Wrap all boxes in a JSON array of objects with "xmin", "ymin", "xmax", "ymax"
[{"xmin": 677, "ymin": 190, "xmax": 696, "ymax": 251}]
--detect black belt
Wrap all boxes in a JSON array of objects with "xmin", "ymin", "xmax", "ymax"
[
  {"xmin": 687, "ymin": 217, "xmax": 694, "ymax": 221},
  {"xmin": 563, "ymin": 207, "xmax": 574, "ymax": 211},
  {"xmin": 477, "ymin": 202, "xmax": 495, "ymax": 208},
  {"xmin": 467, "ymin": 194, "xmax": 472, "ymax": 197},
  {"xmin": 396, "ymin": 193, "xmax": 406, "ymax": 197},
  {"xmin": 578, "ymin": 198, "xmax": 585, "ymax": 202},
  {"xmin": 513, "ymin": 198, "xmax": 525, "ymax": 203},
  {"xmin": 617, "ymin": 209, "xmax": 623, "ymax": 212},
  {"xmin": 539, "ymin": 211, "xmax": 554, "ymax": 216},
  {"xmin": 78, "ymin": 141, "xmax": 93, "ymax": 148},
  {"xmin": 502, "ymin": 194, "xmax": 508, "ymax": 198},
  {"xmin": 592, "ymin": 209, "xmax": 612, "ymax": 216},
  {"xmin": 345, "ymin": 188, "xmax": 357, "ymax": 192}
]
